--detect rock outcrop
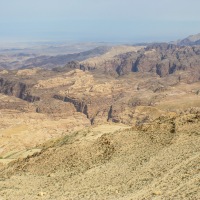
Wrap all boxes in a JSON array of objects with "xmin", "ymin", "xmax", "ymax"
[
  {"xmin": 0, "ymin": 78, "xmax": 40, "ymax": 102},
  {"xmin": 53, "ymin": 44, "xmax": 200, "ymax": 82}
]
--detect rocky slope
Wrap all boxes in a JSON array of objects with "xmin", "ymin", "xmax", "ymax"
[
  {"xmin": 0, "ymin": 112, "xmax": 199, "ymax": 200},
  {"xmin": 132, "ymin": 44, "xmax": 200, "ymax": 81},
  {"xmin": 0, "ymin": 66, "xmax": 200, "ymax": 156},
  {"xmin": 55, "ymin": 43, "xmax": 200, "ymax": 80}
]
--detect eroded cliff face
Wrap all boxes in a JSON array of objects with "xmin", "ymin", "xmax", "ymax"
[
  {"xmin": 1, "ymin": 64, "xmax": 200, "ymax": 126},
  {"xmin": 56, "ymin": 44, "xmax": 200, "ymax": 82},
  {"xmin": 0, "ymin": 78, "xmax": 40, "ymax": 102},
  {"xmin": 53, "ymin": 94, "xmax": 113, "ymax": 124},
  {"xmin": 53, "ymin": 95, "xmax": 91, "ymax": 121},
  {"xmin": 118, "ymin": 44, "xmax": 200, "ymax": 80},
  {"xmin": 136, "ymin": 44, "xmax": 200, "ymax": 79}
]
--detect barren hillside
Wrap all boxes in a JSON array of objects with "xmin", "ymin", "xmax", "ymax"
[{"xmin": 0, "ymin": 112, "xmax": 199, "ymax": 199}]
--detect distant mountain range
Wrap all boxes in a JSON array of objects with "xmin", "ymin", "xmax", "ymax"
[
  {"xmin": 177, "ymin": 33, "xmax": 200, "ymax": 46},
  {"xmin": 1, "ymin": 33, "xmax": 200, "ymax": 71}
]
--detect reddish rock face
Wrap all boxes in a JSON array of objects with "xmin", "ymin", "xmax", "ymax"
[{"xmin": 57, "ymin": 44, "xmax": 200, "ymax": 81}]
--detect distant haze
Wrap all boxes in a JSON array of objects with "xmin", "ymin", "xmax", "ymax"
[{"xmin": 0, "ymin": 0, "xmax": 200, "ymax": 43}]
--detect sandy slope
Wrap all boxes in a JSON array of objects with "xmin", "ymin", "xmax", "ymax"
[{"xmin": 0, "ymin": 114, "xmax": 199, "ymax": 200}]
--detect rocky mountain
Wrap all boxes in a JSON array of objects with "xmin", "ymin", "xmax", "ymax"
[
  {"xmin": 177, "ymin": 33, "xmax": 200, "ymax": 46},
  {"xmin": 55, "ymin": 43, "xmax": 200, "ymax": 81},
  {"xmin": 135, "ymin": 43, "xmax": 200, "ymax": 80}
]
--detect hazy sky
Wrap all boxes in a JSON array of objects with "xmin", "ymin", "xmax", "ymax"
[{"xmin": 0, "ymin": 0, "xmax": 200, "ymax": 43}]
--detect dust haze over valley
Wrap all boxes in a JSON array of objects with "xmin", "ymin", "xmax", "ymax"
[{"xmin": 0, "ymin": 0, "xmax": 200, "ymax": 200}]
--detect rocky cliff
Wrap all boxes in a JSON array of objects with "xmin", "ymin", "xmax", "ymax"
[{"xmin": 54, "ymin": 44, "xmax": 200, "ymax": 82}]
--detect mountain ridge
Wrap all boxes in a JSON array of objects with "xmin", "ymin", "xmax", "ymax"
[{"xmin": 177, "ymin": 33, "xmax": 200, "ymax": 46}]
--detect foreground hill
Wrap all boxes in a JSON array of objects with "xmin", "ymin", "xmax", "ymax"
[{"xmin": 0, "ymin": 111, "xmax": 199, "ymax": 199}]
